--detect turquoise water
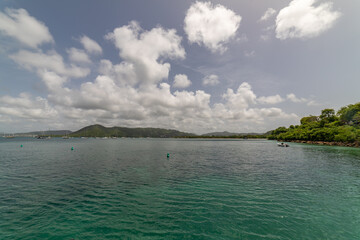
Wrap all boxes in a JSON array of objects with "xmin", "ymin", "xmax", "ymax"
[{"xmin": 1, "ymin": 138, "xmax": 360, "ymax": 239}]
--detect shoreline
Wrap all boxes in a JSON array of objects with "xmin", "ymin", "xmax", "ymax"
[{"xmin": 284, "ymin": 140, "xmax": 360, "ymax": 148}]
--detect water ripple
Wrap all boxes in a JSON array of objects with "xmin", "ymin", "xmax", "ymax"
[{"xmin": 1, "ymin": 138, "xmax": 360, "ymax": 239}]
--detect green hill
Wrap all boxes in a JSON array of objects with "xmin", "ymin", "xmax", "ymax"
[{"xmin": 70, "ymin": 124, "xmax": 195, "ymax": 138}]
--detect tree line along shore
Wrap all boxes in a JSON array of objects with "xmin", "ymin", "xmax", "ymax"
[{"xmin": 267, "ymin": 102, "xmax": 360, "ymax": 147}]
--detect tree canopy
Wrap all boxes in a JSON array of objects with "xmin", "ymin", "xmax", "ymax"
[{"xmin": 268, "ymin": 102, "xmax": 360, "ymax": 143}]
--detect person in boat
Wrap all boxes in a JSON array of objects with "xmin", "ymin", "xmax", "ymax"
[{"xmin": 278, "ymin": 142, "xmax": 289, "ymax": 147}]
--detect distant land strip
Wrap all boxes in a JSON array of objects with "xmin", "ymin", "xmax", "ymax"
[{"xmin": 6, "ymin": 102, "xmax": 360, "ymax": 147}]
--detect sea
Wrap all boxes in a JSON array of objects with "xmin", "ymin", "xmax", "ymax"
[{"xmin": 1, "ymin": 137, "xmax": 360, "ymax": 239}]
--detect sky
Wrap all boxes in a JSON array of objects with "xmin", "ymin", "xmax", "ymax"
[{"xmin": 0, "ymin": 0, "xmax": 359, "ymax": 134}]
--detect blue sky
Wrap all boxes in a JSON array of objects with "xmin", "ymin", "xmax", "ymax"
[{"xmin": 0, "ymin": 0, "xmax": 359, "ymax": 134}]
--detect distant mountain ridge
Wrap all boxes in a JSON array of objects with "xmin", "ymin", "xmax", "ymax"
[
  {"xmin": 15, "ymin": 130, "xmax": 72, "ymax": 136},
  {"xmin": 202, "ymin": 131, "xmax": 264, "ymax": 137},
  {"xmin": 12, "ymin": 125, "xmax": 265, "ymax": 138},
  {"xmin": 70, "ymin": 124, "xmax": 195, "ymax": 138}
]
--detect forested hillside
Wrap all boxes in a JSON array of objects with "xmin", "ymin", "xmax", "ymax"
[{"xmin": 70, "ymin": 124, "xmax": 194, "ymax": 138}]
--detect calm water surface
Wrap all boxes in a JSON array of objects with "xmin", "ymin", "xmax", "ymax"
[{"xmin": 0, "ymin": 138, "xmax": 360, "ymax": 239}]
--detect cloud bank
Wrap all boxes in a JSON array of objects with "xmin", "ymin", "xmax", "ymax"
[{"xmin": 0, "ymin": 7, "xmax": 322, "ymax": 133}]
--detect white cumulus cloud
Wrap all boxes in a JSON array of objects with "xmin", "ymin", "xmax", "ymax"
[
  {"xmin": 98, "ymin": 59, "xmax": 137, "ymax": 87},
  {"xmin": 9, "ymin": 50, "xmax": 90, "ymax": 78},
  {"xmin": 286, "ymin": 93, "xmax": 318, "ymax": 106},
  {"xmin": 80, "ymin": 35, "xmax": 102, "ymax": 55},
  {"xmin": 37, "ymin": 70, "xmax": 68, "ymax": 92},
  {"xmin": 184, "ymin": 1, "xmax": 241, "ymax": 53},
  {"xmin": 222, "ymin": 82, "xmax": 257, "ymax": 109},
  {"xmin": 211, "ymin": 82, "xmax": 297, "ymax": 128},
  {"xmin": 0, "ymin": 8, "xmax": 53, "ymax": 48},
  {"xmin": 276, "ymin": 0, "xmax": 341, "ymax": 40},
  {"xmin": 260, "ymin": 8, "xmax": 276, "ymax": 22},
  {"xmin": 287, "ymin": 93, "xmax": 306, "ymax": 103},
  {"xmin": 173, "ymin": 74, "xmax": 192, "ymax": 88},
  {"xmin": 258, "ymin": 95, "xmax": 284, "ymax": 104},
  {"xmin": 202, "ymin": 74, "xmax": 220, "ymax": 86},
  {"xmin": 105, "ymin": 21, "xmax": 185, "ymax": 86},
  {"xmin": 67, "ymin": 48, "xmax": 91, "ymax": 64}
]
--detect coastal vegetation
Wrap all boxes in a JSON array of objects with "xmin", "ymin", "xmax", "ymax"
[{"xmin": 268, "ymin": 102, "xmax": 360, "ymax": 145}]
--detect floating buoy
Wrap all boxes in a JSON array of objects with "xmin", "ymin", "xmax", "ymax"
[
  {"xmin": 71, "ymin": 147, "xmax": 74, "ymax": 151},
  {"xmin": 167, "ymin": 153, "xmax": 170, "ymax": 158}
]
